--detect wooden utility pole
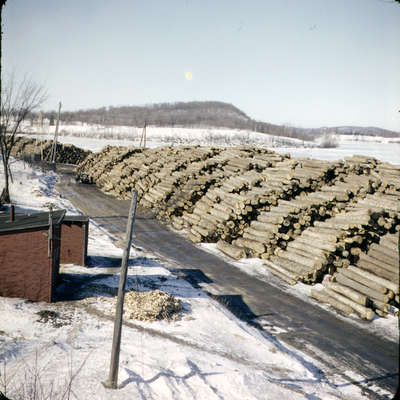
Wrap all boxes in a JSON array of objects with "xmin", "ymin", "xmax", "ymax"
[
  {"xmin": 103, "ymin": 190, "xmax": 138, "ymax": 389},
  {"xmin": 139, "ymin": 121, "xmax": 146, "ymax": 149},
  {"xmin": 50, "ymin": 102, "xmax": 62, "ymax": 163},
  {"xmin": 39, "ymin": 111, "xmax": 44, "ymax": 160}
]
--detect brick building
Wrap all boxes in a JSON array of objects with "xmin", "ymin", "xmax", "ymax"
[
  {"xmin": 61, "ymin": 215, "xmax": 89, "ymax": 266},
  {"xmin": 0, "ymin": 210, "xmax": 89, "ymax": 302}
]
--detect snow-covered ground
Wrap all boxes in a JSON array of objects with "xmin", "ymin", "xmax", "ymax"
[
  {"xmin": 1, "ymin": 161, "xmax": 396, "ymax": 399},
  {"xmin": 21, "ymin": 123, "xmax": 307, "ymax": 150},
  {"xmin": 21, "ymin": 121, "xmax": 400, "ymax": 164}
]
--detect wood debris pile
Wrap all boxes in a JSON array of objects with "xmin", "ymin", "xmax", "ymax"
[{"xmin": 124, "ymin": 289, "xmax": 182, "ymax": 322}]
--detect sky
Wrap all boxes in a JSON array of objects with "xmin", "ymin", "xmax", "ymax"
[{"xmin": 3, "ymin": 0, "xmax": 400, "ymax": 131}]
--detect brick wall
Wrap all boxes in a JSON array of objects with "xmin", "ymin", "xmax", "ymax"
[
  {"xmin": 0, "ymin": 227, "xmax": 58, "ymax": 302},
  {"xmin": 60, "ymin": 221, "xmax": 88, "ymax": 266}
]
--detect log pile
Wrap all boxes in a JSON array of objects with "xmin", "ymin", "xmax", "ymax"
[
  {"xmin": 75, "ymin": 146, "xmax": 399, "ymax": 321},
  {"xmin": 214, "ymin": 160, "xmax": 368, "ymax": 259},
  {"xmin": 77, "ymin": 145, "xmax": 286, "ymax": 216},
  {"xmin": 158, "ymin": 148, "xmax": 277, "ymax": 223},
  {"xmin": 220, "ymin": 173, "xmax": 381, "ymax": 260},
  {"xmin": 311, "ymin": 232, "xmax": 399, "ymax": 319},
  {"xmin": 139, "ymin": 147, "xmax": 241, "ymax": 209},
  {"xmin": 263, "ymin": 193, "xmax": 399, "ymax": 286},
  {"xmin": 76, "ymin": 145, "xmax": 147, "ymax": 190},
  {"xmin": 181, "ymin": 157, "xmax": 303, "ymax": 244},
  {"xmin": 11, "ymin": 136, "xmax": 90, "ymax": 164},
  {"xmin": 138, "ymin": 147, "xmax": 282, "ymax": 211},
  {"xmin": 78, "ymin": 146, "xmax": 222, "ymax": 200}
]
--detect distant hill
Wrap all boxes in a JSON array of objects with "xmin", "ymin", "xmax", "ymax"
[
  {"xmin": 43, "ymin": 101, "xmax": 400, "ymax": 141},
  {"xmin": 328, "ymin": 126, "xmax": 400, "ymax": 138},
  {"xmin": 57, "ymin": 101, "xmax": 253, "ymax": 131},
  {"xmin": 290, "ymin": 125, "xmax": 400, "ymax": 139}
]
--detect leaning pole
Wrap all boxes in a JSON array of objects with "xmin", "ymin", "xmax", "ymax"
[{"xmin": 103, "ymin": 190, "xmax": 138, "ymax": 389}]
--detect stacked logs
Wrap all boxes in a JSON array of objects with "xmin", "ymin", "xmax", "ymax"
[
  {"xmin": 214, "ymin": 160, "xmax": 364, "ymax": 259},
  {"xmin": 264, "ymin": 203, "xmax": 399, "ymax": 288},
  {"xmin": 11, "ymin": 136, "xmax": 91, "ymax": 164},
  {"xmin": 77, "ymin": 145, "xmax": 217, "ymax": 198},
  {"xmin": 119, "ymin": 147, "xmax": 194, "ymax": 199},
  {"xmin": 220, "ymin": 173, "xmax": 380, "ymax": 260},
  {"xmin": 142, "ymin": 148, "xmax": 222, "ymax": 208},
  {"xmin": 141, "ymin": 147, "xmax": 282, "ymax": 212},
  {"xmin": 311, "ymin": 233, "xmax": 399, "ymax": 319},
  {"xmin": 75, "ymin": 145, "xmax": 142, "ymax": 184},
  {"xmin": 181, "ymin": 157, "xmax": 301, "ymax": 244},
  {"xmin": 159, "ymin": 148, "xmax": 279, "ymax": 224},
  {"xmin": 82, "ymin": 146, "xmax": 170, "ymax": 194},
  {"xmin": 74, "ymin": 146, "xmax": 399, "ymax": 321},
  {"xmin": 129, "ymin": 147, "xmax": 220, "ymax": 205}
]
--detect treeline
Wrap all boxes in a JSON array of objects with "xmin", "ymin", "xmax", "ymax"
[{"xmin": 40, "ymin": 101, "xmax": 400, "ymax": 140}]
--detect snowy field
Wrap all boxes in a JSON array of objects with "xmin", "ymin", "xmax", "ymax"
[
  {"xmin": 0, "ymin": 160, "xmax": 397, "ymax": 399},
  {"xmin": 21, "ymin": 122, "xmax": 400, "ymax": 165},
  {"xmin": 21, "ymin": 123, "xmax": 307, "ymax": 150}
]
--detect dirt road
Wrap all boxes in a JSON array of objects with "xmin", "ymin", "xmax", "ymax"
[{"xmin": 56, "ymin": 168, "xmax": 398, "ymax": 398}]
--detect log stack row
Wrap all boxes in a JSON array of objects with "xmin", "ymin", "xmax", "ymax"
[
  {"xmin": 183, "ymin": 159, "xmax": 353, "ymax": 246},
  {"xmin": 122, "ymin": 146, "xmax": 220, "ymax": 203},
  {"xmin": 263, "ymin": 200, "xmax": 399, "ymax": 287},
  {"xmin": 75, "ymin": 146, "xmax": 399, "ymax": 321},
  {"xmin": 311, "ymin": 232, "xmax": 399, "ymax": 319},
  {"xmin": 11, "ymin": 136, "xmax": 90, "ymax": 164},
  {"xmin": 171, "ymin": 155, "xmax": 294, "ymax": 240},
  {"xmin": 140, "ymin": 147, "xmax": 277, "ymax": 211},
  {"xmin": 158, "ymin": 149, "xmax": 282, "ymax": 223},
  {"xmin": 376, "ymin": 162, "xmax": 400, "ymax": 197},
  {"xmin": 76, "ymin": 145, "xmax": 285, "ymax": 211},
  {"xmin": 218, "ymin": 173, "xmax": 380, "ymax": 260}
]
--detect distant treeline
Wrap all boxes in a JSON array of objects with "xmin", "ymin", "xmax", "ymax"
[{"xmin": 40, "ymin": 101, "xmax": 400, "ymax": 140}]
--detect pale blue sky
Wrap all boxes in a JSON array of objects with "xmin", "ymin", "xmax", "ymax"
[{"xmin": 3, "ymin": 0, "xmax": 400, "ymax": 131}]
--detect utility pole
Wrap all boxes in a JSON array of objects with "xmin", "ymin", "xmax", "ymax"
[
  {"xmin": 103, "ymin": 190, "xmax": 138, "ymax": 389},
  {"xmin": 39, "ymin": 111, "xmax": 44, "ymax": 161},
  {"xmin": 139, "ymin": 121, "xmax": 146, "ymax": 149},
  {"xmin": 50, "ymin": 101, "xmax": 62, "ymax": 164}
]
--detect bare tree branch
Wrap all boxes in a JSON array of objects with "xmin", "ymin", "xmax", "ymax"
[{"xmin": 0, "ymin": 73, "xmax": 48, "ymax": 203}]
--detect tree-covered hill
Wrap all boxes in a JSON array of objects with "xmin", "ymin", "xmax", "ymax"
[{"xmin": 43, "ymin": 101, "xmax": 400, "ymax": 141}]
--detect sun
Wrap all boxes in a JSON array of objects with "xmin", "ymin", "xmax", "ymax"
[{"xmin": 185, "ymin": 72, "xmax": 192, "ymax": 80}]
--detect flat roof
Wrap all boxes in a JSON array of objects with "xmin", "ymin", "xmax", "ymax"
[
  {"xmin": 0, "ymin": 209, "xmax": 66, "ymax": 234},
  {"xmin": 63, "ymin": 215, "xmax": 89, "ymax": 223}
]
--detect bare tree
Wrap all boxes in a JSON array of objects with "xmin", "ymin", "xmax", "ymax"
[{"xmin": 0, "ymin": 73, "xmax": 48, "ymax": 202}]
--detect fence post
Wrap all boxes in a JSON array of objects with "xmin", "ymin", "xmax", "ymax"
[{"xmin": 103, "ymin": 190, "xmax": 138, "ymax": 389}]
